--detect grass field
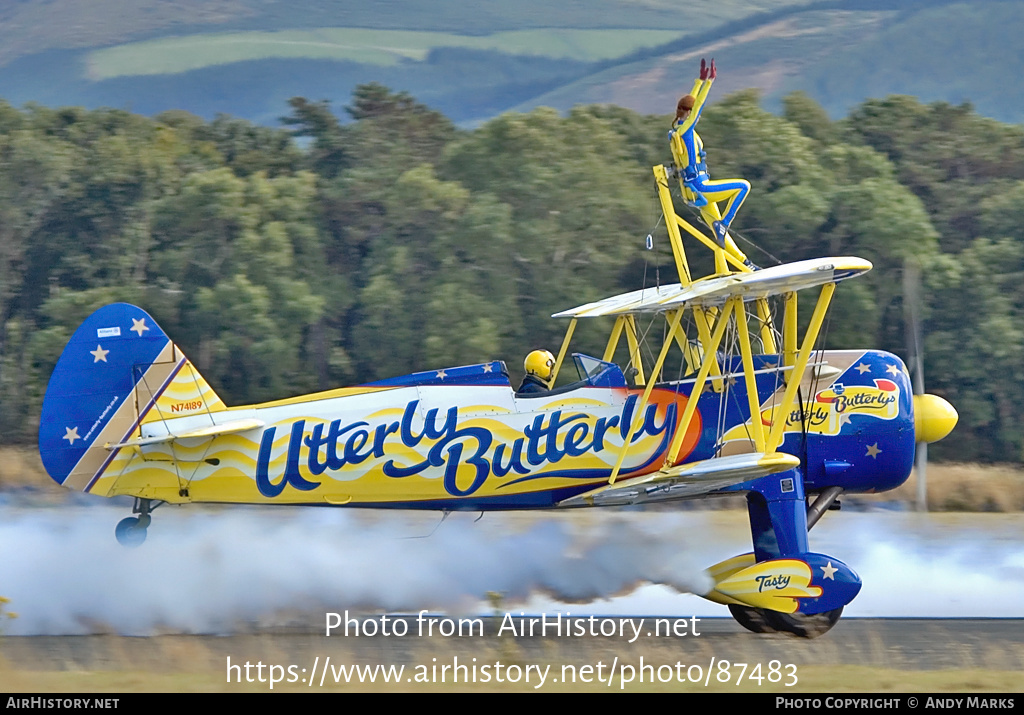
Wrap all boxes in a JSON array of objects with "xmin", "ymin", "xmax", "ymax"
[
  {"xmin": 2, "ymin": 664, "xmax": 1021, "ymax": 692},
  {"xmin": 85, "ymin": 28, "xmax": 688, "ymax": 79},
  {"xmin": 2, "ymin": 621, "xmax": 1023, "ymax": 693}
]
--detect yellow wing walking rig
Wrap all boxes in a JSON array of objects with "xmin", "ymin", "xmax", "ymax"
[
  {"xmin": 548, "ymin": 160, "xmax": 867, "ymax": 510},
  {"xmin": 547, "ymin": 81, "xmax": 863, "ymax": 509},
  {"xmin": 542, "ymin": 58, "xmax": 956, "ymax": 636}
]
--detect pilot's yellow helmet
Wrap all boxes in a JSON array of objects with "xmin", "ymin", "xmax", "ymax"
[{"xmin": 524, "ymin": 349, "xmax": 555, "ymax": 382}]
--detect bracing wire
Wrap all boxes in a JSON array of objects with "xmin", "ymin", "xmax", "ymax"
[{"xmin": 713, "ymin": 311, "xmax": 741, "ymax": 458}]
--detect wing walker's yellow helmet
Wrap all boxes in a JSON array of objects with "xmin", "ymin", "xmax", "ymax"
[{"xmin": 525, "ymin": 349, "xmax": 555, "ymax": 382}]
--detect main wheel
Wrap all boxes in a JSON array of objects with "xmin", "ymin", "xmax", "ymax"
[
  {"xmin": 727, "ymin": 604, "xmax": 776, "ymax": 634},
  {"xmin": 115, "ymin": 515, "xmax": 150, "ymax": 548},
  {"xmin": 764, "ymin": 607, "xmax": 844, "ymax": 638}
]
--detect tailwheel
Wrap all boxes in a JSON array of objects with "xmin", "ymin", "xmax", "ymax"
[
  {"xmin": 115, "ymin": 514, "xmax": 151, "ymax": 548},
  {"xmin": 764, "ymin": 607, "xmax": 844, "ymax": 638},
  {"xmin": 114, "ymin": 498, "xmax": 159, "ymax": 548}
]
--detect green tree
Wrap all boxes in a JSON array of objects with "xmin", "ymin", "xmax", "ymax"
[
  {"xmin": 922, "ymin": 239, "xmax": 1024, "ymax": 461},
  {"xmin": 441, "ymin": 106, "xmax": 650, "ymax": 356},
  {"xmin": 281, "ymin": 97, "xmax": 349, "ymax": 179},
  {"xmin": 350, "ymin": 166, "xmax": 517, "ymax": 380},
  {"xmin": 844, "ymin": 95, "xmax": 1024, "ymax": 252},
  {"xmin": 148, "ymin": 168, "xmax": 326, "ymax": 400},
  {"xmin": 782, "ymin": 91, "xmax": 837, "ymax": 145}
]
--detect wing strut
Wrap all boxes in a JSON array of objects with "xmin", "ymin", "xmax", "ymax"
[
  {"xmin": 765, "ymin": 282, "xmax": 835, "ymax": 452},
  {"xmin": 663, "ymin": 297, "xmax": 737, "ymax": 466},
  {"xmin": 549, "ymin": 318, "xmax": 577, "ymax": 386},
  {"xmin": 608, "ymin": 307, "xmax": 685, "ymax": 484},
  {"xmin": 602, "ymin": 315, "xmax": 646, "ymax": 386}
]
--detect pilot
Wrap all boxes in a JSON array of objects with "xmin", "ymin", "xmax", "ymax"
[
  {"xmin": 518, "ymin": 349, "xmax": 555, "ymax": 395},
  {"xmin": 670, "ymin": 58, "xmax": 757, "ymax": 270}
]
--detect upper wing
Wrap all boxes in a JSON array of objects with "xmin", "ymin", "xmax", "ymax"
[{"xmin": 552, "ymin": 257, "xmax": 871, "ymax": 319}]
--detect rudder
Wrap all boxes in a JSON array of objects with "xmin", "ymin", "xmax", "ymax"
[{"xmin": 38, "ymin": 303, "xmax": 224, "ymax": 492}]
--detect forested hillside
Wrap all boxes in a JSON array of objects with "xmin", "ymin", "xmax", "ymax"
[
  {"xmin": 0, "ymin": 86, "xmax": 1020, "ymax": 462},
  {"xmin": 2, "ymin": 1, "xmax": 1024, "ymax": 126}
]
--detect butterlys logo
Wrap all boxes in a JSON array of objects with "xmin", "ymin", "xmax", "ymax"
[
  {"xmin": 719, "ymin": 366, "xmax": 904, "ymax": 448},
  {"xmin": 809, "ymin": 379, "xmax": 899, "ymax": 433}
]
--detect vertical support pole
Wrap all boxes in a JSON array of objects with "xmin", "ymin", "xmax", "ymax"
[
  {"xmin": 624, "ymin": 315, "xmax": 646, "ymax": 386},
  {"xmin": 693, "ymin": 306, "xmax": 724, "ymax": 391},
  {"xmin": 669, "ymin": 313, "xmax": 700, "ymax": 375},
  {"xmin": 783, "ymin": 292, "xmax": 798, "ymax": 372},
  {"xmin": 755, "ymin": 298, "xmax": 777, "ymax": 354},
  {"xmin": 550, "ymin": 318, "xmax": 577, "ymax": 386},
  {"xmin": 602, "ymin": 316, "xmax": 625, "ymax": 363},
  {"xmin": 653, "ymin": 165, "xmax": 692, "ymax": 286},
  {"xmin": 766, "ymin": 283, "xmax": 835, "ymax": 452}
]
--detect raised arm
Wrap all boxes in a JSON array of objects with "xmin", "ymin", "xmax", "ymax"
[
  {"xmin": 674, "ymin": 59, "xmax": 716, "ymax": 133},
  {"xmin": 689, "ymin": 58, "xmax": 716, "ymax": 122}
]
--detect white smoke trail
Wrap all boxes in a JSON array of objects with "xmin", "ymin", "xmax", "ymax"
[
  {"xmin": 0, "ymin": 502, "xmax": 713, "ymax": 635},
  {"xmin": 809, "ymin": 512, "xmax": 1024, "ymax": 618},
  {"xmin": 1, "ymin": 504, "xmax": 1021, "ymax": 635},
  {"xmin": 528, "ymin": 511, "xmax": 1024, "ymax": 619}
]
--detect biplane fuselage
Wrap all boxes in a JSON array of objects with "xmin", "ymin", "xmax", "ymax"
[{"xmin": 39, "ymin": 301, "xmax": 915, "ymax": 510}]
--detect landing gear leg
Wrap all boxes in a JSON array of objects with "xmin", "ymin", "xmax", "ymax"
[
  {"xmin": 718, "ymin": 473, "xmax": 856, "ymax": 638},
  {"xmin": 115, "ymin": 498, "xmax": 156, "ymax": 547}
]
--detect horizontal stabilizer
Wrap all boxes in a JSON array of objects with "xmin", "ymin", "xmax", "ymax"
[
  {"xmin": 106, "ymin": 417, "xmax": 265, "ymax": 450},
  {"xmin": 558, "ymin": 452, "xmax": 800, "ymax": 507}
]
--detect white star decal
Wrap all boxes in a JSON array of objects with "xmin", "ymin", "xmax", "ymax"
[
  {"xmin": 855, "ymin": 362, "xmax": 871, "ymax": 374},
  {"xmin": 866, "ymin": 443, "xmax": 882, "ymax": 459},
  {"xmin": 436, "ymin": 370, "xmax": 447, "ymax": 379},
  {"xmin": 886, "ymin": 364, "xmax": 901, "ymax": 376},
  {"xmin": 482, "ymin": 363, "xmax": 493, "ymax": 373},
  {"xmin": 90, "ymin": 345, "xmax": 109, "ymax": 363},
  {"xmin": 821, "ymin": 562, "xmax": 838, "ymax": 580},
  {"xmin": 131, "ymin": 318, "xmax": 149, "ymax": 336},
  {"xmin": 63, "ymin": 427, "xmax": 80, "ymax": 444}
]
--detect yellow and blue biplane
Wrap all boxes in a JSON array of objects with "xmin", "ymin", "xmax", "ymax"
[{"xmin": 38, "ymin": 98, "xmax": 957, "ymax": 638}]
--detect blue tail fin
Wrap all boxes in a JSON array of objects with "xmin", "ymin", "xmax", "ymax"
[{"xmin": 38, "ymin": 303, "xmax": 223, "ymax": 493}]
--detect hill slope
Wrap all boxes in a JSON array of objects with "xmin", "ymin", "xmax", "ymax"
[{"xmin": 0, "ymin": 1, "xmax": 1021, "ymax": 125}]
